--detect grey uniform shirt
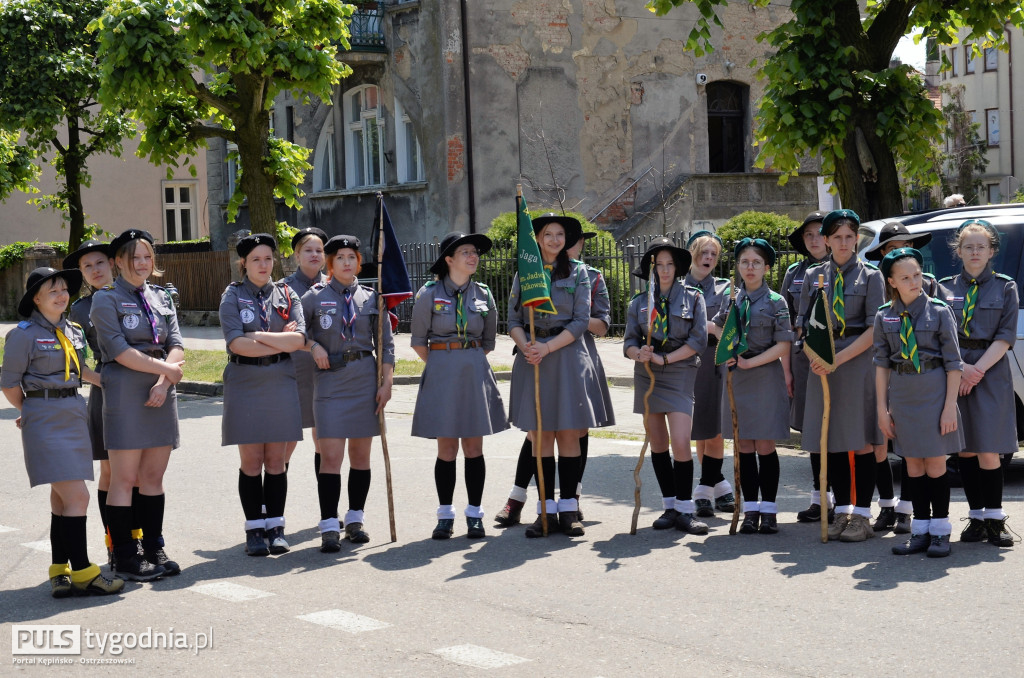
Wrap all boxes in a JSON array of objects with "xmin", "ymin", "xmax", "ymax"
[
  {"xmin": 938, "ymin": 268, "xmax": 1019, "ymax": 347},
  {"xmin": 713, "ymin": 283, "xmax": 794, "ymax": 354},
  {"xmin": 91, "ymin": 276, "xmax": 184, "ymax": 363},
  {"xmin": 410, "ymin": 277, "xmax": 497, "ymax": 349},
  {"xmin": 280, "ymin": 268, "xmax": 326, "ymax": 299},
  {"xmin": 508, "ymin": 261, "xmax": 592, "ymax": 339},
  {"xmin": 797, "ymin": 256, "xmax": 885, "ymax": 334},
  {"xmin": 623, "ymin": 281, "xmax": 708, "ymax": 364},
  {"xmin": 684, "ymin": 272, "xmax": 730, "ymax": 329},
  {"xmin": 301, "ymin": 278, "xmax": 396, "ymax": 364},
  {"xmin": 1, "ymin": 311, "xmax": 87, "ymax": 391},
  {"xmin": 872, "ymin": 293, "xmax": 963, "ymax": 372},
  {"xmin": 781, "ymin": 258, "xmax": 824, "ymax": 322},
  {"xmin": 220, "ymin": 278, "xmax": 306, "ymax": 354},
  {"xmin": 583, "ymin": 263, "xmax": 611, "ymax": 331},
  {"xmin": 69, "ymin": 294, "xmax": 99, "ymax": 365}
]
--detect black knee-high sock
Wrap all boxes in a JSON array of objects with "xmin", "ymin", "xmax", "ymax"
[
  {"xmin": 650, "ymin": 451, "xmax": 675, "ymax": 498},
  {"xmin": 578, "ymin": 434, "xmax": 589, "ymax": 484},
  {"xmin": 50, "ymin": 514, "xmax": 68, "ymax": 566},
  {"xmin": 758, "ymin": 451, "xmax": 780, "ymax": 503},
  {"xmin": 513, "ymin": 437, "xmax": 536, "ymax": 489},
  {"xmin": 699, "ymin": 455, "xmax": 725, "ymax": 487},
  {"xmin": 314, "ymin": 453, "xmax": 321, "ymax": 477},
  {"xmin": 739, "ymin": 453, "xmax": 760, "ymax": 504},
  {"xmin": 828, "ymin": 452, "xmax": 851, "ymax": 506},
  {"xmin": 238, "ymin": 471, "xmax": 264, "ymax": 521},
  {"xmin": 106, "ymin": 505, "xmax": 133, "ymax": 550},
  {"xmin": 263, "ymin": 472, "xmax": 288, "ymax": 519},
  {"xmin": 981, "ymin": 467, "xmax": 1004, "ymax": 511},
  {"xmin": 348, "ymin": 469, "xmax": 371, "ymax": 512},
  {"xmin": 876, "ymin": 458, "xmax": 895, "ymax": 501},
  {"xmin": 62, "ymin": 516, "xmax": 90, "ymax": 571},
  {"xmin": 928, "ymin": 473, "xmax": 951, "ymax": 519},
  {"xmin": 907, "ymin": 474, "xmax": 929, "ymax": 520},
  {"xmin": 898, "ymin": 457, "xmax": 909, "ymax": 502},
  {"xmin": 131, "ymin": 486, "xmax": 143, "ymax": 534},
  {"xmin": 317, "ymin": 473, "xmax": 341, "ymax": 521},
  {"xmin": 854, "ymin": 454, "xmax": 875, "ymax": 509},
  {"xmin": 540, "ymin": 457, "xmax": 556, "ymax": 501},
  {"xmin": 673, "ymin": 459, "xmax": 694, "ymax": 501},
  {"xmin": 137, "ymin": 493, "xmax": 166, "ymax": 550},
  {"xmin": 958, "ymin": 455, "xmax": 984, "ymax": 510},
  {"xmin": 465, "ymin": 456, "xmax": 486, "ymax": 508},
  {"xmin": 434, "ymin": 458, "xmax": 457, "ymax": 506},
  {"xmin": 96, "ymin": 490, "xmax": 109, "ymax": 532},
  {"xmin": 557, "ymin": 456, "xmax": 581, "ymax": 501},
  {"xmin": 810, "ymin": 453, "xmax": 822, "ymax": 492}
]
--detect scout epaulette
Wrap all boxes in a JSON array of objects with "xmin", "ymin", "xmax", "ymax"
[
  {"xmin": 929, "ymin": 297, "xmax": 949, "ymax": 307},
  {"xmin": 768, "ymin": 290, "xmax": 784, "ymax": 303},
  {"xmin": 17, "ymin": 320, "xmax": 32, "ymax": 329},
  {"xmin": 787, "ymin": 261, "xmax": 800, "ymax": 272},
  {"xmin": 864, "ymin": 261, "xmax": 879, "ymax": 270},
  {"xmin": 570, "ymin": 258, "xmax": 584, "ymax": 265},
  {"xmin": 588, "ymin": 265, "xmax": 603, "ymax": 275},
  {"xmin": 687, "ymin": 285, "xmax": 702, "ymax": 294},
  {"xmin": 67, "ymin": 320, "xmax": 83, "ymax": 331},
  {"xmin": 716, "ymin": 277, "xmax": 730, "ymax": 284},
  {"xmin": 630, "ymin": 290, "xmax": 644, "ymax": 301},
  {"xmin": 424, "ymin": 280, "xmax": 438, "ymax": 288},
  {"xmin": 101, "ymin": 283, "xmax": 116, "ymax": 290},
  {"xmin": 878, "ymin": 301, "xmax": 893, "ymax": 309},
  {"xmin": 995, "ymin": 272, "xmax": 1013, "ymax": 281},
  {"xmin": 938, "ymin": 275, "xmax": 955, "ymax": 283},
  {"xmin": 229, "ymin": 280, "xmax": 244, "ymax": 286},
  {"xmin": 311, "ymin": 281, "xmax": 328, "ymax": 291},
  {"xmin": 152, "ymin": 284, "xmax": 176, "ymax": 310},
  {"xmin": 923, "ymin": 272, "xmax": 936, "ymax": 280}
]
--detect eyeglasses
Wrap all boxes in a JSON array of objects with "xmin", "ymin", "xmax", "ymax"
[
  {"xmin": 738, "ymin": 260, "xmax": 765, "ymax": 269},
  {"xmin": 455, "ymin": 249, "xmax": 481, "ymax": 258},
  {"xmin": 961, "ymin": 245, "xmax": 991, "ymax": 254}
]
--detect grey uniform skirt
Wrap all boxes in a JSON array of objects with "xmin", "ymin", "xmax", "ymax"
[
  {"xmin": 222, "ymin": 359, "xmax": 303, "ymax": 446},
  {"xmin": 87, "ymin": 379, "xmax": 107, "ymax": 461},
  {"xmin": 959, "ymin": 349, "xmax": 1017, "ymax": 454},
  {"xmin": 789, "ymin": 344, "xmax": 810, "ymax": 431},
  {"xmin": 102, "ymin": 363, "xmax": 180, "ymax": 450},
  {"xmin": 412, "ymin": 347, "xmax": 509, "ymax": 439},
  {"xmin": 723, "ymin": 359, "xmax": 791, "ymax": 440},
  {"xmin": 292, "ymin": 351, "xmax": 316, "ymax": 428},
  {"xmin": 889, "ymin": 368, "xmax": 964, "ymax": 457},
  {"xmin": 801, "ymin": 337, "xmax": 882, "ymax": 452},
  {"xmin": 632, "ymin": 360, "xmax": 699, "ymax": 417},
  {"xmin": 691, "ymin": 340, "xmax": 724, "ymax": 440},
  {"xmin": 22, "ymin": 395, "xmax": 94, "ymax": 487},
  {"xmin": 314, "ymin": 355, "xmax": 381, "ymax": 439},
  {"xmin": 508, "ymin": 338, "xmax": 600, "ymax": 431},
  {"xmin": 583, "ymin": 333, "xmax": 615, "ymax": 427}
]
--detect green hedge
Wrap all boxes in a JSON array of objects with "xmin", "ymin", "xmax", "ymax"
[
  {"xmin": 714, "ymin": 211, "xmax": 801, "ymax": 292},
  {"xmin": 0, "ymin": 241, "xmax": 68, "ymax": 272}
]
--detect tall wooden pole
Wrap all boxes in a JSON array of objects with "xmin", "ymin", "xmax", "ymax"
[
  {"xmin": 376, "ymin": 193, "xmax": 397, "ymax": 542},
  {"xmin": 725, "ymin": 280, "xmax": 741, "ymax": 535},
  {"xmin": 631, "ymin": 255, "xmax": 657, "ymax": 535},
  {"xmin": 817, "ymin": 273, "xmax": 831, "ymax": 544}
]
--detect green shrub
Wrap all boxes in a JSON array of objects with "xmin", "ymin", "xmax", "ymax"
[
  {"xmin": 714, "ymin": 211, "xmax": 801, "ymax": 292},
  {"xmin": 0, "ymin": 241, "xmax": 69, "ymax": 272}
]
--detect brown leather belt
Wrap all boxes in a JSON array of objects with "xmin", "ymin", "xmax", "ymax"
[{"xmin": 430, "ymin": 341, "xmax": 481, "ymax": 351}]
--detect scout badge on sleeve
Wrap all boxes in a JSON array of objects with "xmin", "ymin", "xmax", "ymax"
[{"xmin": 802, "ymin": 274, "xmax": 836, "ymax": 543}]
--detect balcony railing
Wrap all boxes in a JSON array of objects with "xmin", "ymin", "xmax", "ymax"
[{"xmin": 347, "ymin": 8, "xmax": 386, "ymax": 52}]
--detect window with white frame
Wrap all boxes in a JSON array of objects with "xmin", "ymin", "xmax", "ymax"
[
  {"xmin": 163, "ymin": 181, "xmax": 197, "ymax": 242},
  {"xmin": 965, "ymin": 45, "xmax": 976, "ymax": 74},
  {"xmin": 312, "ymin": 118, "xmax": 337, "ymax": 192},
  {"xmin": 986, "ymin": 108, "xmax": 1000, "ymax": 146},
  {"xmin": 394, "ymin": 97, "xmax": 424, "ymax": 184},
  {"xmin": 985, "ymin": 47, "xmax": 998, "ymax": 71},
  {"xmin": 343, "ymin": 84, "xmax": 385, "ymax": 189},
  {"xmin": 987, "ymin": 183, "xmax": 1001, "ymax": 205},
  {"xmin": 950, "ymin": 47, "xmax": 958, "ymax": 76}
]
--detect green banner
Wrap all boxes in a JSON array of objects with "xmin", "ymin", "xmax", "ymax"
[
  {"xmin": 715, "ymin": 295, "xmax": 747, "ymax": 365},
  {"xmin": 803, "ymin": 286, "xmax": 836, "ymax": 369},
  {"xmin": 516, "ymin": 195, "xmax": 556, "ymax": 314}
]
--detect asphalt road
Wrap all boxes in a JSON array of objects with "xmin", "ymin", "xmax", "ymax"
[{"xmin": 2, "ymin": 376, "xmax": 1023, "ymax": 676}]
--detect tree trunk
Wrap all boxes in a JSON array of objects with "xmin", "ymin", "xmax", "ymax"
[
  {"xmin": 64, "ymin": 115, "xmax": 85, "ymax": 252},
  {"xmin": 833, "ymin": 115, "xmax": 905, "ymax": 222}
]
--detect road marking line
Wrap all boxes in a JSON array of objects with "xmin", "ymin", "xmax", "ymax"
[
  {"xmin": 0, "ymin": 525, "xmax": 18, "ymax": 533},
  {"xmin": 190, "ymin": 582, "xmax": 274, "ymax": 602},
  {"xmin": 432, "ymin": 644, "xmax": 530, "ymax": 669},
  {"xmin": 20, "ymin": 540, "xmax": 51, "ymax": 552},
  {"xmin": 297, "ymin": 609, "xmax": 391, "ymax": 633}
]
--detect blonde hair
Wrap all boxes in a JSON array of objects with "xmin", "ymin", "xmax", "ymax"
[
  {"xmin": 114, "ymin": 238, "xmax": 163, "ymax": 278},
  {"xmin": 294, "ymin": 233, "xmax": 325, "ymax": 253},
  {"xmin": 951, "ymin": 222, "xmax": 1000, "ymax": 259},
  {"xmin": 688, "ymin": 235, "xmax": 722, "ymax": 263}
]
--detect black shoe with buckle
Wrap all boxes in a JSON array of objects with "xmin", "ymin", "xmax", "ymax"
[
  {"xmin": 872, "ymin": 506, "xmax": 897, "ymax": 532},
  {"xmin": 432, "ymin": 519, "xmax": 455, "ymax": 540},
  {"xmin": 892, "ymin": 533, "xmax": 931, "ymax": 555},
  {"xmin": 652, "ymin": 508, "xmax": 680, "ymax": 530},
  {"xmin": 960, "ymin": 517, "xmax": 987, "ymax": 542}
]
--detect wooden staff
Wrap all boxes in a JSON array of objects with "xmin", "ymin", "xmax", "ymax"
[
  {"xmin": 375, "ymin": 196, "xmax": 397, "ymax": 542},
  {"xmin": 530, "ymin": 305, "xmax": 549, "ymax": 536},
  {"xmin": 817, "ymin": 273, "xmax": 830, "ymax": 544},
  {"xmin": 630, "ymin": 255, "xmax": 657, "ymax": 535},
  {"xmin": 724, "ymin": 279, "xmax": 742, "ymax": 535}
]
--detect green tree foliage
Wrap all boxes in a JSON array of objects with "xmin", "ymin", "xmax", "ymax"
[
  {"xmin": 941, "ymin": 84, "xmax": 988, "ymax": 205},
  {"xmin": 91, "ymin": 0, "xmax": 354, "ymax": 236},
  {"xmin": 0, "ymin": 0, "xmax": 135, "ymax": 251},
  {"xmin": 646, "ymin": 0, "xmax": 1024, "ymax": 221}
]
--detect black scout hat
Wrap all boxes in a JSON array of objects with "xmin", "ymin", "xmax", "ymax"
[
  {"xmin": 788, "ymin": 211, "xmax": 826, "ymax": 256},
  {"xmin": 62, "ymin": 239, "xmax": 111, "ymax": 270},
  {"xmin": 531, "ymin": 213, "xmax": 583, "ymax": 251},
  {"xmin": 864, "ymin": 222, "xmax": 932, "ymax": 261},
  {"xmin": 236, "ymin": 232, "xmax": 278, "ymax": 258},
  {"xmin": 290, "ymin": 227, "xmax": 328, "ymax": 251},
  {"xmin": 19, "ymin": 267, "xmax": 83, "ymax": 318},
  {"xmin": 323, "ymin": 234, "xmax": 362, "ymax": 255},
  {"xmin": 633, "ymin": 237, "xmax": 691, "ymax": 279},
  {"xmin": 109, "ymin": 229, "xmax": 154, "ymax": 257},
  {"xmin": 430, "ymin": 231, "xmax": 492, "ymax": 275}
]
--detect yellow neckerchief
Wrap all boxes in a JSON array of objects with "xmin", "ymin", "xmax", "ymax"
[{"xmin": 53, "ymin": 323, "xmax": 81, "ymax": 382}]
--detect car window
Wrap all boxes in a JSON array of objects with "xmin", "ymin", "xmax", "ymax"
[{"xmin": 917, "ymin": 227, "xmax": 1023, "ymax": 303}]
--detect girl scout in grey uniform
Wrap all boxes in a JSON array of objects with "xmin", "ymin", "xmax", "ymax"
[
  {"xmin": 494, "ymin": 230, "xmax": 611, "ymax": 527},
  {"xmin": 863, "ymin": 222, "xmax": 936, "ymax": 532},
  {"xmin": 714, "ymin": 239, "xmax": 793, "ymax": 534},
  {"xmin": 92, "ymin": 229, "xmax": 184, "ymax": 580},
  {"xmin": 220, "ymin": 233, "xmax": 306, "ymax": 556},
  {"xmin": 684, "ymin": 231, "xmax": 736, "ymax": 517},
  {"xmin": 783, "ymin": 212, "xmax": 835, "ymax": 524},
  {"xmin": 939, "ymin": 219, "xmax": 1019, "ymax": 547},
  {"xmin": 797, "ymin": 210, "xmax": 885, "ymax": 543},
  {"xmin": 280, "ymin": 227, "xmax": 328, "ymax": 476},
  {"xmin": 411, "ymin": 232, "xmax": 508, "ymax": 540},
  {"xmin": 873, "ymin": 248, "xmax": 963, "ymax": 558},
  {"xmin": 64, "ymin": 240, "xmax": 120, "ymax": 557},
  {"xmin": 507, "ymin": 213, "xmax": 599, "ymax": 538},
  {"xmin": 2, "ymin": 267, "xmax": 123, "ymax": 597},
  {"xmin": 302, "ymin": 235, "xmax": 395, "ymax": 550},
  {"xmin": 624, "ymin": 238, "xmax": 709, "ymax": 535}
]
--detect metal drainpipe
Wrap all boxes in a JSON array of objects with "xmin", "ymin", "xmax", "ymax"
[
  {"xmin": 459, "ymin": 0, "xmax": 477, "ymax": 232},
  {"xmin": 1007, "ymin": 25, "xmax": 1016, "ymax": 189}
]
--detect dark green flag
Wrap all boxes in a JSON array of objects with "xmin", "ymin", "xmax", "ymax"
[
  {"xmin": 803, "ymin": 286, "xmax": 836, "ymax": 369},
  {"xmin": 516, "ymin": 194, "xmax": 556, "ymax": 314},
  {"xmin": 715, "ymin": 291, "xmax": 747, "ymax": 365}
]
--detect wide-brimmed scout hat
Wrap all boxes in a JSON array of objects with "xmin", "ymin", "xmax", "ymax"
[
  {"xmin": 787, "ymin": 211, "xmax": 826, "ymax": 256},
  {"xmin": 430, "ymin": 232, "xmax": 492, "ymax": 275},
  {"xmin": 62, "ymin": 239, "xmax": 111, "ymax": 270},
  {"xmin": 864, "ymin": 222, "xmax": 932, "ymax": 261},
  {"xmin": 531, "ymin": 213, "xmax": 583, "ymax": 251},
  {"xmin": 633, "ymin": 237, "xmax": 691, "ymax": 279},
  {"xmin": 19, "ymin": 267, "xmax": 83, "ymax": 318}
]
